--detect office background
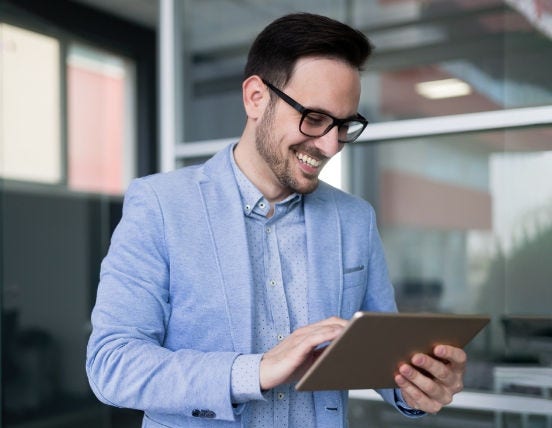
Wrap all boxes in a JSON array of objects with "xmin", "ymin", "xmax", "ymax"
[{"xmin": 1, "ymin": 0, "xmax": 551, "ymax": 427}]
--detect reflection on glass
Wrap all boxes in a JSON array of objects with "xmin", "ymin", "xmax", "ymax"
[
  {"xmin": 183, "ymin": 0, "xmax": 552, "ymax": 141},
  {"xmin": 347, "ymin": 127, "xmax": 552, "ymax": 426},
  {"xmin": 67, "ymin": 44, "xmax": 136, "ymax": 195},
  {"xmin": 358, "ymin": 0, "xmax": 552, "ymax": 120},
  {"xmin": 349, "ymin": 127, "xmax": 551, "ymax": 393},
  {"xmin": 1, "ymin": 191, "xmax": 122, "ymax": 426}
]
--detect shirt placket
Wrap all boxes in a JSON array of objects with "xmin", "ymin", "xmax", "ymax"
[{"xmin": 263, "ymin": 219, "xmax": 291, "ymax": 428}]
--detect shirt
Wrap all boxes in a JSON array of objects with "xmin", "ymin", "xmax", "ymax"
[{"xmin": 229, "ymin": 150, "xmax": 317, "ymax": 427}]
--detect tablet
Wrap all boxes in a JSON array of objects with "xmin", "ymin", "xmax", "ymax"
[{"xmin": 295, "ymin": 311, "xmax": 490, "ymax": 391}]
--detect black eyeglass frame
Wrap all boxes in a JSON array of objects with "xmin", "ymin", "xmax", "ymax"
[{"xmin": 262, "ymin": 79, "xmax": 368, "ymax": 144}]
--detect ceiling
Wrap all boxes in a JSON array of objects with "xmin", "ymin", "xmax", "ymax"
[{"xmin": 71, "ymin": 0, "xmax": 158, "ymax": 28}]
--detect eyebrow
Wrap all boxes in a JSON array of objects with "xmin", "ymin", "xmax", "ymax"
[{"xmin": 304, "ymin": 105, "xmax": 362, "ymax": 121}]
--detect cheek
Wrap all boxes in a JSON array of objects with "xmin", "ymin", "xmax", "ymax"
[
  {"xmin": 275, "ymin": 109, "xmax": 307, "ymax": 144},
  {"xmin": 276, "ymin": 130, "xmax": 305, "ymax": 154}
]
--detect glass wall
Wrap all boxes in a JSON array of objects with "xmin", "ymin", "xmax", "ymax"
[
  {"xmin": 178, "ymin": 0, "xmax": 552, "ymax": 143},
  {"xmin": 175, "ymin": 0, "xmax": 552, "ymax": 426},
  {"xmin": 349, "ymin": 125, "xmax": 552, "ymax": 387}
]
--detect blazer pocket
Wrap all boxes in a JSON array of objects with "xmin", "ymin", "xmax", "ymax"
[
  {"xmin": 342, "ymin": 265, "xmax": 367, "ymax": 319},
  {"xmin": 343, "ymin": 265, "xmax": 366, "ymax": 288},
  {"xmin": 344, "ymin": 264, "xmax": 365, "ymax": 275}
]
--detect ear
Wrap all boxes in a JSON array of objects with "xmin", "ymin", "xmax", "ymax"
[{"xmin": 242, "ymin": 75, "xmax": 269, "ymax": 120}]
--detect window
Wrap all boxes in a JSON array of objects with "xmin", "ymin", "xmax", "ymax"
[
  {"xmin": 0, "ymin": 23, "xmax": 136, "ymax": 195},
  {"xmin": 1, "ymin": 8, "xmax": 148, "ymax": 427},
  {"xmin": 67, "ymin": 44, "xmax": 136, "ymax": 194},
  {"xmin": 0, "ymin": 23, "xmax": 61, "ymax": 183}
]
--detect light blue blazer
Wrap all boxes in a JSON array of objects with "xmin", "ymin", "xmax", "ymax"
[{"xmin": 86, "ymin": 144, "xmax": 400, "ymax": 427}]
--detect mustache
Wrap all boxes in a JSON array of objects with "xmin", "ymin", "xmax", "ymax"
[{"xmin": 293, "ymin": 145, "xmax": 329, "ymax": 162}]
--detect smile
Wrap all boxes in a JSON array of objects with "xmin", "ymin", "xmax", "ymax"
[{"xmin": 296, "ymin": 151, "xmax": 322, "ymax": 168}]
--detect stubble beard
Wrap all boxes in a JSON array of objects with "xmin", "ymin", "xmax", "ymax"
[{"xmin": 255, "ymin": 104, "xmax": 319, "ymax": 195}]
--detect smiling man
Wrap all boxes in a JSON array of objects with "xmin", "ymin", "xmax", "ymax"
[
  {"xmin": 235, "ymin": 56, "xmax": 361, "ymax": 202},
  {"xmin": 86, "ymin": 13, "xmax": 466, "ymax": 428}
]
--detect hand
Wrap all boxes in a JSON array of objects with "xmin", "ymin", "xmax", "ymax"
[
  {"xmin": 259, "ymin": 317, "xmax": 347, "ymax": 390},
  {"xmin": 394, "ymin": 344, "xmax": 466, "ymax": 414}
]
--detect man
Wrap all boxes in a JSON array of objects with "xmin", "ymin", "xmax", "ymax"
[{"xmin": 86, "ymin": 13, "xmax": 465, "ymax": 427}]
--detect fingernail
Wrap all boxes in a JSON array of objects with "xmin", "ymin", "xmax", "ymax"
[
  {"xmin": 412, "ymin": 354, "xmax": 424, "ymax": 365},
  {"xmin": 400, "ymin": 365, "xmax": 412, "ymax": 376}
]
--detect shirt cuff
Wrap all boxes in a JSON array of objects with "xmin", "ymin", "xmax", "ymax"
[
  {"xmin": 230, "ymin": 354, "xmax": 266, "ymax": 404},
  {"xmin": 394, "ymin": 389, "xmax": 426, "ymax": 418}
]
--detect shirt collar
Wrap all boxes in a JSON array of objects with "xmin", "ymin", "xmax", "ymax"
[{"xmin": 230, "ymin": 143, "xmax": 302, "ymax": 217}]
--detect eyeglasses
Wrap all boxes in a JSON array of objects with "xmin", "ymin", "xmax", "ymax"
[{"xmin": 262, "ymin": 79, "xmax": 368, "ymax": 144}]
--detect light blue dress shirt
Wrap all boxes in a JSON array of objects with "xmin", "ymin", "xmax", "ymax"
[{"xmin": 229, "ymin": 152, "xmax": 317, "ymax": 427}]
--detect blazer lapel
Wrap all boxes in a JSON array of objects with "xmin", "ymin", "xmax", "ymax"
[
  {"xmin": 198, "ymin": 146, "xmax": 254, "ymax": 354},
  {"xmin": 304, "ymin": 185, "xmax": 343, "ymax": 324}
]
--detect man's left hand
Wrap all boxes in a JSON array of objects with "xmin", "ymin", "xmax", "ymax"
[{"xmin": 394, "ymin": 344, "xmax": 466, "ymax": 414}]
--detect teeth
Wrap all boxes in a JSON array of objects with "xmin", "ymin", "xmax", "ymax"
[{"xmin": 297, "ymin": 152, "xmax": 321, "ymax": 168}]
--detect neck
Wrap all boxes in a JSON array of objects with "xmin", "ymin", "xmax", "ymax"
[{"xmin": 233, "ymin": 136, "xmax": 292, "ymax": 205}]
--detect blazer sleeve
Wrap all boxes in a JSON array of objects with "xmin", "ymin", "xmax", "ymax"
[{"xmin": 85, "ymin": 178, "xmax": 239, "ymax": 422}]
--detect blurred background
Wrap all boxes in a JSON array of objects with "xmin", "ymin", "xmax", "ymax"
[{"xmin": 1, "ymin": 0, "xmax": 551, "ymax": 427}]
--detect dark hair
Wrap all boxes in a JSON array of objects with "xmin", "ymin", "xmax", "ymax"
[{"xmin": 244, "ymin": 13, "xmax": 373, "ymax": 88}]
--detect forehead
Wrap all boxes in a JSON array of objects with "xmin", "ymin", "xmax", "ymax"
[{"xmin": 285, "ymin": 56, "xmax": 361, "ymax": 117}]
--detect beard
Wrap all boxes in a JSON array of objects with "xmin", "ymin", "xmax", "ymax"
[{"xmin": 255, "ymin": 104, "xmax": 320, "ymax": 195}]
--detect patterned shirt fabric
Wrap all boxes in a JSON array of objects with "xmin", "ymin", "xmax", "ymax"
[{"xmin": 229, "ymin": 149, "xmax": 316, "ymax": 427}]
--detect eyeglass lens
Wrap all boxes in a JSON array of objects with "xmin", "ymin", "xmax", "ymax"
[{"xmin": 301, "ymin": 111, "xmax": 365, "ymax": 143}]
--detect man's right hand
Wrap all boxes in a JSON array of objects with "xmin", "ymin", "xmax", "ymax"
[{"xmin": 259, "ymin": 317, "xmax": 347, "ymax": 390}]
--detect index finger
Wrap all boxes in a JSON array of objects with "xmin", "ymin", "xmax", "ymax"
[{"xmin": 310, "ymin": 316, "xmax": 348, "ymax": 328}]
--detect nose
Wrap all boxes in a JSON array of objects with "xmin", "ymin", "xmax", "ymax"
[{"xmin": 313, "ymin": 126, "xmax": 343, "ymax": 158}]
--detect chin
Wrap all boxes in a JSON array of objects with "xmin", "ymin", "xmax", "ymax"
[{"xmin": 293, "ymin": 178, "xmax": 319, "ymax": 195}]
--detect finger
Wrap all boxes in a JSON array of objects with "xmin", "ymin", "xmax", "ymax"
[
  {"xmin": 260, "ymin": 322, "xmax": 346, "ymax": 389},
  {"xmin": 411, "ymin": 351, "xmax": 465, "ymax": 391},
  {"xmin": 434, "ymin": 345, "xmax": 467, "ymax": 366},
  {"xmin": 310, "ymin": 316, "xmax": 348, "ymax": 329},
  {"xmin": 398, "ymin": 362, "xmax": 443, "ymax": 398},
  {"xmin": 294, "ymin": 319, "xmax": 346, "ymax": 341},
  {"xmin": 410, "ymin": 353, "xmax": 452, "ymax": 384},
  {"xmin": 290, "ymin": 318, "xmax": 347, "ymax": 348},
  {"xmin": 395, "ymin": 374, "xmax": 444, "ymax": 414},
  {"xmin": 419, "ymin": 352, "xmax": 464, "ymax": 394},
  {"xmin": 297, "ymin": 324, "xmax": 345, "ymax": 350}
]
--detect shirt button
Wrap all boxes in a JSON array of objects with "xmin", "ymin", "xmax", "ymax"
[
  {"xmin": 269, "ymin": 280, "xmax": 276, "ymax": 286},
  {"xmin": 277, "ymin": 334, "xmax": 284, "ymax": 341},
  {"xmin": 245, "ymin": 204, "xmax": 251, "ymax": 211},
  {"xmin": 259, "ymin": 202, "xmax": 266, "ymax": 209},
  {"xmin": 266, "ymin": 227, "xmax": 271, "ymax": 233},
  {"xmin": 277, "ymin": 392, "xmax": 285, "ymax": 400}
]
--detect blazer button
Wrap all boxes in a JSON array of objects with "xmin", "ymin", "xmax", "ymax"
[{"xmin": 191, "ymin": 409, "xmax": 216, "ymax": 418}]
